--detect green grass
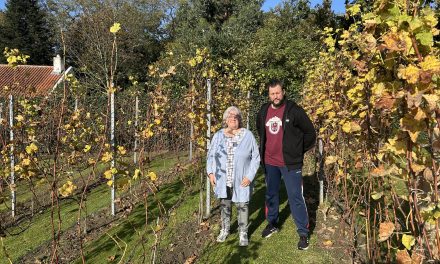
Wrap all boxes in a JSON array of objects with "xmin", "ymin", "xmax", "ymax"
[
  {"xmin": 1, "ymin": 183, "xmax": 109, "ymax": 262},
  {"xmin": 78, "ymin": 168, "xmax": 337, "ymax": 264},
  {"xmin": 2, "ymin": 151, "xmax": 337, "ymax": 263},
  {"xmin": 196, "ymin": 174, "xmax": 337, "ymax": 264},
  {"xmin": 76, "ymin": 175, "xmax": 192, "ymax": 263},
  {"xmin": 0, "ymin": 161, "xmax": 108, "ymax": 212},
  {"xmin": 0, "ymin": 151, "xmax": 184, "ymax": 213},
  {"xmin": 0, "ymin": 152, "xmax": 185, "ymax": 262}
]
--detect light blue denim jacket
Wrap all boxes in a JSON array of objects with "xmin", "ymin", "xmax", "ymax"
[{"xmin": 206, "ymin": 128, "xmax": 261, "ymax": 203}]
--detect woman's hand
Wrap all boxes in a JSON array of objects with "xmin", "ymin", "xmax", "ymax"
[
  {"xmin": 208, "ymin": 173, "xmax": 216, "ymax": 186},
  {"xmin": 241, "ymin": 177, "xmax": 251, "ymax": 187}
]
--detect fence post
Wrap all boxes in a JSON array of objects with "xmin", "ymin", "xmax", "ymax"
[
  {"xmin": 134, "ymin": 95, "xmax": 139, "ymax": 165},
  {"xmin": 318, "ymin": 138, "xmax": 324, "ymax": 205},
  {"xmin": 189, "ymin": 98, "xmax": 194, "ymax": 161},
  {"xmin": 110, "ymin": 84, "xmax": 116, "ymax": 216},
  {"xmin": 246, "ymin": 90, "xmax": 250, "ymax": 130},
  {"xmin": 205, "ymin": 79, "xmax": 212, "ymax": 218},
  {"xmin": 9, "ymin": 95, "xmax": 15, "ymax": 218}
]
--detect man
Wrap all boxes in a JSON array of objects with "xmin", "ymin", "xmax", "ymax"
[{"xmin": 256, "ymin": 79, "xmax": 316, "ymax": 250}]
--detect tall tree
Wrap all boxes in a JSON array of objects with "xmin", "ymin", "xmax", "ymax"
[
  {"xmin": 170, "ymin": 0, "xmax": 264, "ymax": 59},
  {"xmin": 47, "ymin": 0, "xmax": 167, "ymax": 92},
  {"xmin": 236, "ymin": 0, "xmax": 320, "ymax": 97},
  {"xmin": 0, "ymin": 0, "xmax": 54, "ymax": 64}
]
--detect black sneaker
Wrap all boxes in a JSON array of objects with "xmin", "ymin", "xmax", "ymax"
[
  {"xmin": 298, "ymin": 235, "xmax": 309, "ymax": 250},
  {"xmin": 261, "ymin": 223, "xmax": 278, "ymax": 238}
]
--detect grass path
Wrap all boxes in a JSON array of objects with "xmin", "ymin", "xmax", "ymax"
[
  {"xmin": 0, "ymin": 152, "xmax": 184, "ymax": 262},
  {"xmin": 197, "ymin": 173, "xmax": 337, "ymax": 264}
]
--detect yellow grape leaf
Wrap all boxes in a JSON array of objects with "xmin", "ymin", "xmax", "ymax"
[
  {"xmin": 133, "ymin": 169, "xmax": 141, "ymax": 180},
  {"xmin": 148, "ymin": 171, "xmax": 157, "ymax": 181},
  {"xmin": 22, "ymin": 158, "xmax": 31, "ymax": 166},
  {"xmin": 402, "ymin": 234, "xmax": 415, "ymax": 250},
  {"xmin": 420, "ymin": 55, "xmax": 440, "ymax": 72},
  {"xmin": 26, "ymin": 143, "xmax": 38, "ymax": 154},
  {"xmin": 188, "ymin": 112, "xmax": 196, "ymax": 119},
  {"xmin": 325, "ymin": 155, "xmax": 338, "ymax": 165},
  {"xmin": 346, "ymin": 4, "xmax": 361, "ymax": 15},
  {"xmin": 154, "ymin": 119, "xmax": 161, "ymax": 125},
  {"xmin": 59, "ymin": 181, "xmax": 77, "ymax": 197},
  {"xmin": 327, "ymin": 111, "xmax": 336, "ymax": 119},
  {"xmin": 197, "ymin": 137, "xmax": 205, "ymax": 147},
  {"xmin": 195, "ymin": 55, "xmax": 203, "ymax": 63},
  {"xmin": 188, "ymin": 58, "xmax": 197, "ymax": 67},
  {"xmin": 142, "ymin": 129, "xmax": 153, "ymax": 138},
  {"xmin": 371, "ymin": 191, "xmax": 383, "ymax": 200},
  {"xmin": 411, "ymin": 163, "xmax": 425, "ymax": 174},
  {"xmin": 110, "ymin": 22, "xmax": 121, "ymax": 33},
  {"xmin": 398, "ymin": 64, "xmax": 420, "ymax": 84},
  {"xmin": 101, "ymin": 152, "xmax": 113, "ymax": 162},
  {"xmin": 15, "ymin": 115, "xmax": 24, "ymax": 122},
  {"xmin": 350, "ymin": 122, "xmax": 361, "ymax": 132},
  {"xmin": 422, "ymin": 94, "xmax": 438, "ymax": 111},
  {"xmin": 414, "ymin": 108, "xmax": 427, "ymax": 121},
  {"xmin": 83, "ymin": 145, "xmax": 91, "ymax": 153},
  {"xmin": 103, "ymin": 169, "xmax": 113, "ymax": 179},
  {"xmin": 400, "ymin": 115, "xmax": 424, "ymax": 142},
  {"xmin": 117, "ymin": 146, "xmax": 127, "ymax": 155},
  {"xmin": 378, "ymin": 222, "xmax": 395, "ymax": 242},
  {"xmin": 107, "ymin": 180, "xmax": 113, "ymax": 186},
  {"xmin": 385, "ymin": 137, "xmax": 406, "ymax": 155},
  {"xmin": 408, "ymin": 131, "xmax": 420, "ymax": 143},
  {"xmin": 342, "ymin": 122, "xmax": 351, "ymax": 133},
  {"xmin": 330, "ymin": 132, "xmax": 337, "ymax": 141}
]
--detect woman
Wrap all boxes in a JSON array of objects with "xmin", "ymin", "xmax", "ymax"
[{"xmin": 206, "ymin": 106, "xmax": 260, "ymax": 246}]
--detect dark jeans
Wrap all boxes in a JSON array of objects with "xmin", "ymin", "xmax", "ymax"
[{"xmin": 264, "ymin": 164, "xmax": 309, "ymax": 236}]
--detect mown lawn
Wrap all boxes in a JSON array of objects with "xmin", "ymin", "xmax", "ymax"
[
  {"xmin": 78, "ymin": 166, "xmax": 337, "ymax": 263},
  {"xmin": 0, "ymin": 152, "xmax": 185, "ymax": 263},
  {"xmin": 197, "ymin": 172, "xmax": 337, "ymax": 264}
]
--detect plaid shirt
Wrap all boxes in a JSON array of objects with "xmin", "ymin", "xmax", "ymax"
[{"xmin": 226, "ymin": 129, "xmax": 244, "ymax": 187}]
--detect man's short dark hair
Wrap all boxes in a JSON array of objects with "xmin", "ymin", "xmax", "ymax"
[{"xmin": 266, "ymin": 79, "xmax": 284, "ymax": 90}]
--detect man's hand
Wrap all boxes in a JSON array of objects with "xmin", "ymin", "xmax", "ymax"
[
  {"xmin": 208, "ymin": 173, "xmax": 216, "ymax": 187},
  {"xmin": 241, "ymin": 177, "xmax": 251, "ymax": 187}
]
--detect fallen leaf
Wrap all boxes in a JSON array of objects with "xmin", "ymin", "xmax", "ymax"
[
  {"xmin": 184, "ymin": 254, "xmax": 197, "ymax": 264},
  {"xmin": 378, "ymin": 221, "xmax": 395, "ymax": 242},
  {"xmin": 396, "ymin": 249, "xmax": 412, "ymax": 264},
  {"xmin": 323, "ymin": 240, "xmax": 333, "ymax": 247}
]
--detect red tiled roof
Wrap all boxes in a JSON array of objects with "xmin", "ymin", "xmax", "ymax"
[{"xmin": 0, "ymin": 65, "xmax": 66, "ymax": 98}]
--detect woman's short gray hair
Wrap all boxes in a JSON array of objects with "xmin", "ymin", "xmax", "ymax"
[{"xmin": 222, "ymin": 106, "xmax": 243, "ymax": 128}]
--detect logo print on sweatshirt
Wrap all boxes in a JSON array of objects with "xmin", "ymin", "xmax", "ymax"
[{"xmin": 266, "ymin": 116, "xmax": 282, "ymax": 135}]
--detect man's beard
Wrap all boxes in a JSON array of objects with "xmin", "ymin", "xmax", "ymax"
[{"xmin": 271, "ymin": 97, "xmax": 285, "ymax": 108}]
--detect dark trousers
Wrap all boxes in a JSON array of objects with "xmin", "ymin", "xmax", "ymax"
[{"xmin": 264, "ymin": 164, "xmax": 309, "ymax": 236}]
